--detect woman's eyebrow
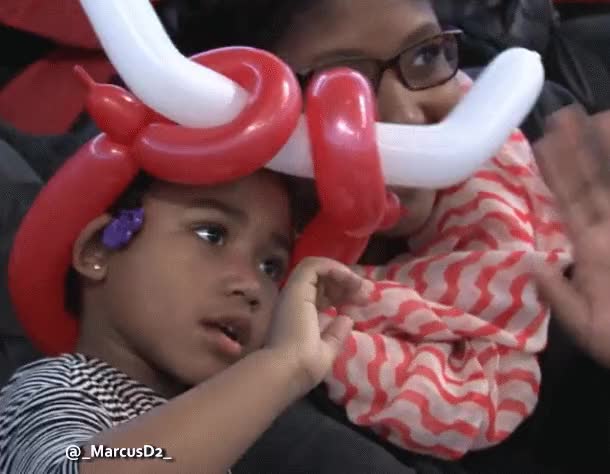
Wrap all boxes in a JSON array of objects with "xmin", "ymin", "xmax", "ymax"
[
  {"xmin": 307, "ymin": 21, "xmax": 442, "ymax": 66},
  {"xmin": 393, "ymin": 21, "xmax": 443, "ymax": 55}
]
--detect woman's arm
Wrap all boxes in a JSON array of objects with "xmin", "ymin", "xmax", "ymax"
[{"xmin": 532, "ymin": 106, "xmax": 610, "ymax": 370}]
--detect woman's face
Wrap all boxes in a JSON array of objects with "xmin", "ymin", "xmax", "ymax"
[{"xmin": 275, "ymin": 0, "xmax": 462, "ymax": 236}]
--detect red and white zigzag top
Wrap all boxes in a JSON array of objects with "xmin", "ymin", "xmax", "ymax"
[{"xmin": 320, "ymin": 129, "xmax": 572, "ymax": 460}]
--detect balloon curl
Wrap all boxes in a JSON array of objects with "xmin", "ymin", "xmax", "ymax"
[{"xmin": 8, "ymin": 47, "xmax": 396, "ymax": 355}]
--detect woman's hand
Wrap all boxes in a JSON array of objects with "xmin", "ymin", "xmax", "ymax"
[
  {"xmin": 266, "ymin": 257, "xmax": 370, "ymax": 395},
  {"xmin": 533, "ymin": 105, "xmax": 610, "ymax": 369}
]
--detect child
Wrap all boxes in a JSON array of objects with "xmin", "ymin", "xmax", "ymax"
[{"xmin": 0, "ymin": 168, "xmax": 374, "ymax": 473}]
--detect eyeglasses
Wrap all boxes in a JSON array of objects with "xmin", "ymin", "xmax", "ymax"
[{"xmin": 296, "ymin": 29, "xmax": 463, "ymax": 92}]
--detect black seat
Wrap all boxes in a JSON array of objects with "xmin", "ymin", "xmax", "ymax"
[
  {"xmin": 436, "ymin": 0, "xmax": 610, "ymax": 127},
  {"xmin": 0, "ymin": 120, "xmax": 98, "ymax": 386},
  {"xmin": 0, "ymin": 133, "xmax": 43, "ymax": 386}
]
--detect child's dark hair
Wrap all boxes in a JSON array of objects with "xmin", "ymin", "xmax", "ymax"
[
  {"xmin": 65, "ymin": 0, "xmax": 327, "ymax": 316},
  {"xmin": 158, "ymin": 0, "xmax": 325, "ymax": 55},
  {"xmin": 64, "ymin": 173, "xmax": 153, "ymax": 316}
]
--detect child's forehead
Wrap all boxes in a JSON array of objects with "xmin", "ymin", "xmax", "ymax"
[
  {"xmin": 143, "ymin": 172, "xmax": 293, "ymax": 235},
  {"xmin": 147, "ymin": 171, "xmax": 288, "ymax": 205}
]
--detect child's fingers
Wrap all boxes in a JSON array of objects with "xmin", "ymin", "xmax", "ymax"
[
  {"xmin": 284, "ymin": 257, "xmax": 371, "ymax": 312},
  {"xmin": 326, "ymin": 268, "xmax": 363, "ymax": 294},
  {"xmin": 322, "ymin": 268, "xmax": 371, "ymax": 306},
  {"xmin": 342, "ymin": 275, "xmax": 373, "ymax": 306},
  {"xmin": 320, "ymin": 315, "xmax": 354, "ymax": 361},
  {"xmin": 283, "ymin": 257, "xmax": 349, "ymax": 306}
]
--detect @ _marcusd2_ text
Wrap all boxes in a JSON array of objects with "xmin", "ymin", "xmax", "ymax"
[{"xmin": 65, "ymin": 444, "xmax": 173, "ymax": 461}]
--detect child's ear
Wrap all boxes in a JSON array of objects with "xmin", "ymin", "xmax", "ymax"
[{"xmin": 72, "ymin": 214, "xmax": 113, "ymax": 281}]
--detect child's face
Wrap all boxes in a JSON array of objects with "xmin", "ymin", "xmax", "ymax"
[{"xmin": 80, "ymin": 171, "xmax": 292, "ymax": 391}]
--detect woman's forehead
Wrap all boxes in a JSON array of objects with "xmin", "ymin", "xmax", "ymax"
[{"xmin": 276, "ymin": 0, "xmax": 439, "ymax": 69}]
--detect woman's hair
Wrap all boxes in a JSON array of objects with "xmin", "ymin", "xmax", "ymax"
[{"xmin": 158, "ymin": 0, "xmax": 323, "ymax": 55}]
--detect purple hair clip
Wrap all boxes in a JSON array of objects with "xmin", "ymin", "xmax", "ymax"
[{"xmin": 101, "ymin": 208, "xmax": 145, "ymax": 250}]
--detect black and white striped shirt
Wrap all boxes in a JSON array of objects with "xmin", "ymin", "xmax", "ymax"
[{"xmin": 0, "ymin": 353, "xmax": 166, "ymax": 473}]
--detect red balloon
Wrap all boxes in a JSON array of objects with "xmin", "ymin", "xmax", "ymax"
[
  {"xmin": 8, "ymin": 47, "xmax": 391, "ymax": 355},
  {"xmin": 8, "ymin": 136, "xmax": 138, "ymax": 355},
  {"xmin": 75, "ymin": 66, "xmax": 153, "ymax": 145},
  {"xmin": 378, "ymin": 191, "xmax": 403, "ymax": 231},
  {"xmin": 292, "ymin": 68, "xmax": 387, "ymax": 266},
  {"xmin": 305, "ymin": 68, "xmax": 386, "ymax": 238},
  {"xmin": 133, "ymin": 47, "xmax": 302, "ymax": 185},
  {"xmin": 291, "ymin": 214, "xmax": 370, "ymax": 268}
]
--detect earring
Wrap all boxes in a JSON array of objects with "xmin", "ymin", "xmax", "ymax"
[{"xmin": 93, "ymin": 264, "xmax": 102, "ymax": 271}]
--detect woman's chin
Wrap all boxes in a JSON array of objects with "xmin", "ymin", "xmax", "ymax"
[{"xmin": 379, "ymin": 188, "xmax": 437, "ymax": 238}]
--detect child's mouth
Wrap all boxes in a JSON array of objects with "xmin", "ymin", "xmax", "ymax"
[
  {"xmin": 200, "ymin": 316, "xmax": 251, "ymax": 358},
  {"xmin": 211, "ymin": 322, "xmax": 240, "ymax": 343},
  {"xmin": 202, "ymin": 323, "xmax": 243, "ymax": 357}
]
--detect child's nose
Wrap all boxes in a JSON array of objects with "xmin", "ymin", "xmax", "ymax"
[
  {"xmin": 229, "ymin": 286, "xmax": 261, "ymax": 311},
  {"xmin": 222, "ymin": 261, "xmax": 264, "ymax": 311}
]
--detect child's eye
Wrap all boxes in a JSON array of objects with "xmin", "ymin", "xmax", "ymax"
[
  {"xmin": 195, "ymin": 225, "xmax": 227, "ymax": 245},
  {"xmin": 259, "ymin": 257, "xmax": 287, "ymax": 282}
]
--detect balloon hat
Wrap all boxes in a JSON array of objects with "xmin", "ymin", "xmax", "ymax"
[{"xmin": 8, "ymin": 0, "xmax": 545, "ymax": 356}]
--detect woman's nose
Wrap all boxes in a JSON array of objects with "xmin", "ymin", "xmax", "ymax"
[{"xmin": 376, "ymin": 69, "xmax": 461, "ymax": 125}]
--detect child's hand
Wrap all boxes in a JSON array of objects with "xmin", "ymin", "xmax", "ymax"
[{"xmin": 266, "ymin": 257, "xmax": 370, "ymax": 396}]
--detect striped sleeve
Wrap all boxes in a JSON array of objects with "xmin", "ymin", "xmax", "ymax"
[{"xmin": 0, "ymin": 380, "xmax": 113, "ymax": 473}]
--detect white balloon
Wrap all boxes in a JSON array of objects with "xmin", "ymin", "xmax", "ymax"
[
  {"xmin": 80, "ymin": 0, "xmax": 249, "ymax": 127},
  {"xmin": 80, "ymin": 0, "xmax": 545, "ymax": 189}
]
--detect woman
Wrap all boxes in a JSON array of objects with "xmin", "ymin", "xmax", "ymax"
[
  {"xmin": 1, "ymin": 0, "xmax": 607, "ymax": 472},
  {"xmin": 157, "ymin": 1, "xmax": 610, "ymax": 472}
]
